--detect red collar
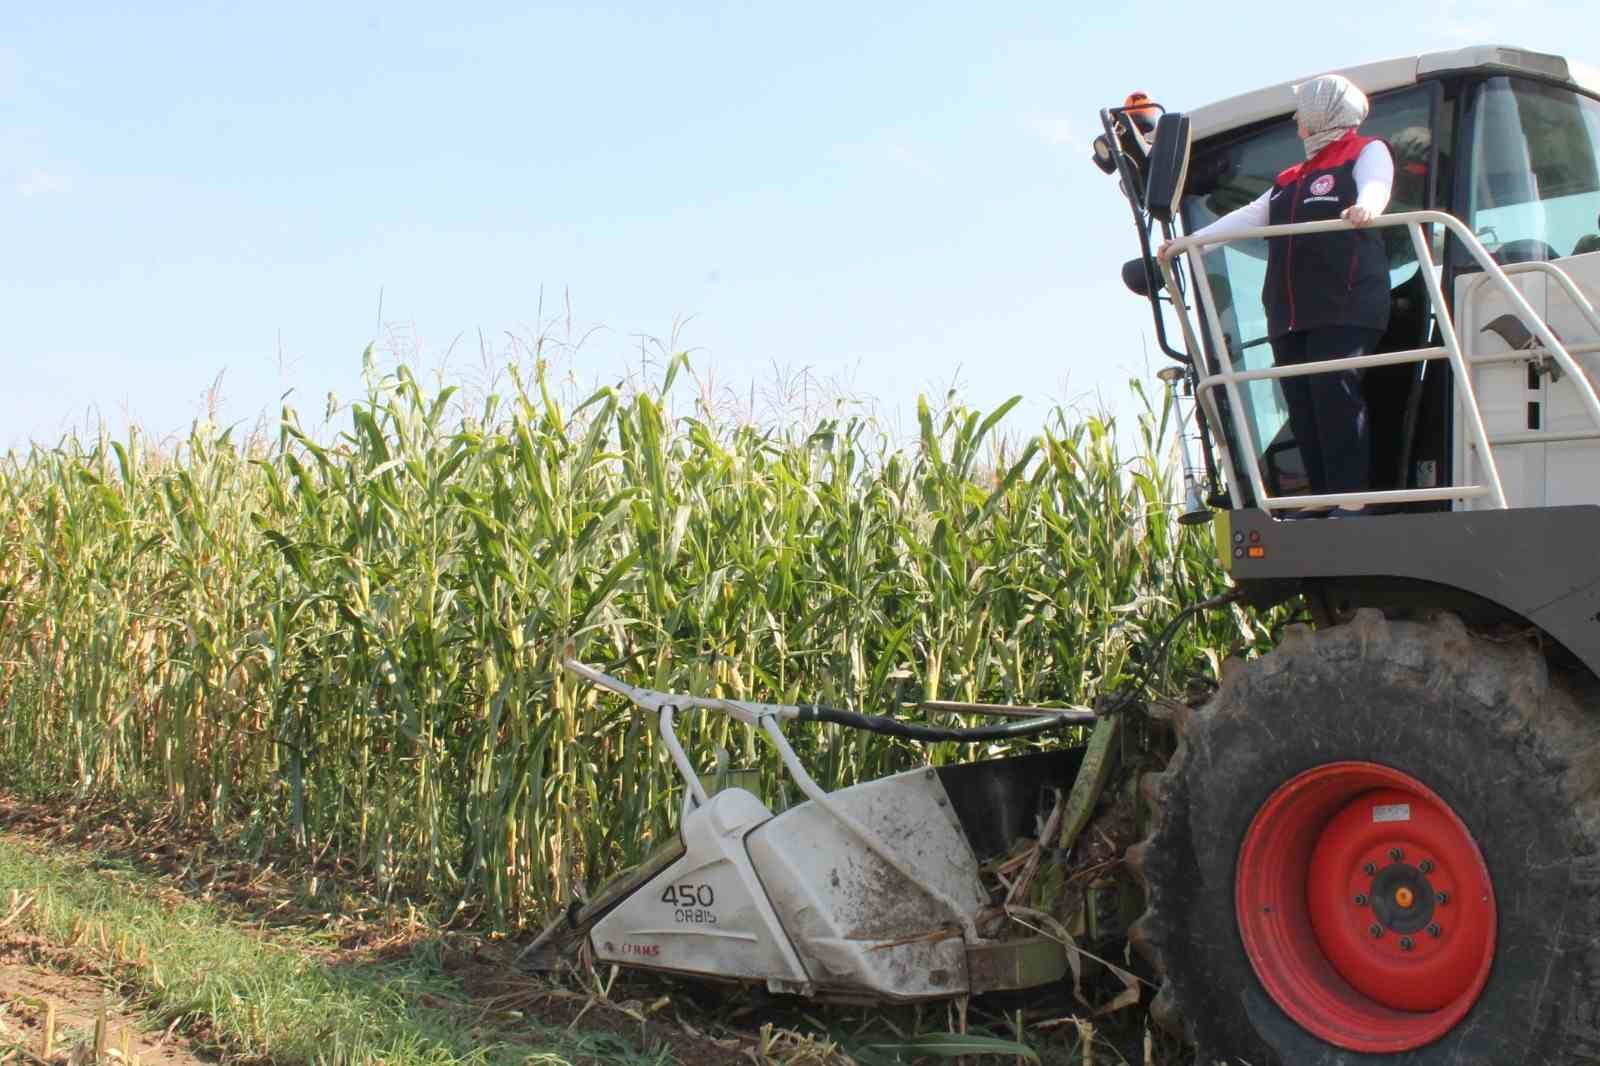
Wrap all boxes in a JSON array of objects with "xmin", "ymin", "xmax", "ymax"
[
  {"xmin": 1307, "ymin": 129, "xmax": 1363, "ymax": 167},
  {"xmin": 1277, "ymin": 130, "xmax": 1369, "ymax": 186}
]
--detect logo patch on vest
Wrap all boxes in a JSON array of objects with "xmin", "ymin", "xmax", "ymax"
[{"xmin": 1309, "ymin": 174, "xmax": 1336, "ymax": 196}]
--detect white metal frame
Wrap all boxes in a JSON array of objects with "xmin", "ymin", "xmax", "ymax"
[{"xmin": 1160, "ymin": 210, "xmax": 1600, "ymax": 513}]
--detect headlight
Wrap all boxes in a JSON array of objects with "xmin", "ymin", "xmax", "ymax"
[{"xmin": 1091, "ymin": 135, "xmax": 1116, "ymax": 175}]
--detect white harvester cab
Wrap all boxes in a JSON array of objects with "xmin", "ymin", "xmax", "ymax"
[{"xmin": 1139, "ymin": 45, "xmax": 1600, "ymax": 517}]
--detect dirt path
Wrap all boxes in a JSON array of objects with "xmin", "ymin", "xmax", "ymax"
[
  {"xmin": 0, "ymin": 936, "xmax": 211, "ymax": 1066},
  {"xmin": 0, "ymin": 796, "xmax": 802, "ymax": 1066}
]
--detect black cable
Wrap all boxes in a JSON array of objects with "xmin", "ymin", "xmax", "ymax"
[
  {"xmin": 793, "ymin": 703, "xmax": 1096, "ymax": 743},
  {"xmin": 1098, "ymin": 588, "xmax": 1246, "ymax": 717},
  {"xmin": 783, "ymin": 589, "xmax": 1244, "ymax": 743}
]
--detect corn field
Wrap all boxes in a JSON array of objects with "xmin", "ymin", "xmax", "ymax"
[{"xmin": 0, "ymin": 352, "xmax": 1264, "ymax": 927}]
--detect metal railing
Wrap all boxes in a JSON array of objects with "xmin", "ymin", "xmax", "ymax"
[
  {"xmin": 1459, "ymin": 261, "xmax": 1600, "ymax": 449},
  {"xmin": 1159, "ymin": 209, "xmax": 1600, "ymax": 513}
]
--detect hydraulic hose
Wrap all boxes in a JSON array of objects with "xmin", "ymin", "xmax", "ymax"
[
  {"xmin": 1099, "ymin": 588, "xmax": 1247, "ymax": 716},
  {"xmin": 794, "ymin": 703, "xmax": 1095, "ymax": 742},
  {"xmin": 792, "ymin": 588, "xmax": 1246, "ymax": 743}
]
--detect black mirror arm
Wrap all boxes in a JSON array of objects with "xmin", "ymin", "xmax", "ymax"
[
  {"xmin": 1096, "ymin": 105, "xmax": 1228, "ymax": 503},
  {"xmin": 1189, "ymin": 360, "xmax": 1227, "ymax": 505},
  {"xmin": 1098, "ymin": 108, "xmax": 1191, "ymax": 366}
]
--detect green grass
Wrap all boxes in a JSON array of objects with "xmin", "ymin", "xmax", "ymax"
[
  {"xmin": 0, "ymin": 350, "xmax": 1266, "ymax": 930},
  {"xmin": 0, "ymin": 833, "xmax": 683, "ymax": 1066}
]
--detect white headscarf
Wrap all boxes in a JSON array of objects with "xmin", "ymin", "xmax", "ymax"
[{"xmin": 1294, "ymin": 74, "xmax": 1370, "ymax": 158}]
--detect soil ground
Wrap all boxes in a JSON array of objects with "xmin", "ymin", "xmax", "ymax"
[
  {"xmin": 0, "ymin": 793, "xmax": 770, "ymax": 1065},
  {"xmin": 0, "ymin": 893, "xmax": 759, "ymax": 1066},
  {"xmin": 0, "ymin": 789, "xmax": 1142, "ymax": 1064},
  {"xmin": 0, "ymin": 934, "xmax": 211, "ymax": 1066}
]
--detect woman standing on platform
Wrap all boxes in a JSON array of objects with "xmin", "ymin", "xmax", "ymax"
[{"xmin": 1161, "ymin": 74, "xmax": 1394, "ymax": 512}]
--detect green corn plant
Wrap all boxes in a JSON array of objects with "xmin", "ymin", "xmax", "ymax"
[{"xmin": 0, "ymin": 351, "xmax": 1264, "ymax": 928}]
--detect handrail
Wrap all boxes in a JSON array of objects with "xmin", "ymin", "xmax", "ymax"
[
  {"xmin": 1473, "ymin": 340, "xmax": 1600, "ymax": 367},
  {"xmin": 1154, "ymin": 209, "xmax": 1600, "ymax": 513},
  {"xmin": 1485, "ymin": 261, "xmax": 1600, "ymax": 362},
  {"xmin": 1460, "ymin": 260, "xmax": 1600, "ymax": 402},
  {"xmin": 1222, "ymin": 345, "xmax": 1450, "ymax": 383},
  {"xmin": 1492, "ymin": 428, "xmax": 1600, "ymax": 446}
]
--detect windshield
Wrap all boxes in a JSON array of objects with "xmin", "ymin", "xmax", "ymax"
[
  {"xmin": 1466, "ymin": 76, "xmax": 1600, "ymax": 261},
  {"xmin": 1178, "ymin": 85, "xmax": 1437, "ymax": 477}
]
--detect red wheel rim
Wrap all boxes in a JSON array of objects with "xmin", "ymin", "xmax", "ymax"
[{"xmin": 1235, "ymin": 762, "xmax": 1496, "ymax": 1053}]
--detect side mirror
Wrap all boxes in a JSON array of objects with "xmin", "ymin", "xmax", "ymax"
[
  {"xmin": 1122, "ymin": 257, "xmax": 1163, "ymax": 297},
  {"xmin": 1145, "ymin": 113, "xmax": 1191, "ymax": 225}
]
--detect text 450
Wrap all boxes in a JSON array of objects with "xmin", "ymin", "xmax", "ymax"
[{"xmin": 660, "ymin": 883, "xmax": 716, "ymax": 907}]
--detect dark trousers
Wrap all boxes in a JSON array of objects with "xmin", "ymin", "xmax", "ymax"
[{"xmin": 1269, "ymin": 326, "xmax": 1380, "ymax": 496}]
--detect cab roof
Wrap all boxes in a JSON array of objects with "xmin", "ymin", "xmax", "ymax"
[{"xmin": 1187, "ymin": 45, "xmax": 1600, "ymax": 142}]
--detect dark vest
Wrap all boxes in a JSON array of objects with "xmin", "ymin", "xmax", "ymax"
[{"xmin": 1263, "ymin": 132, "xmax": 1393, "ymax": 338}]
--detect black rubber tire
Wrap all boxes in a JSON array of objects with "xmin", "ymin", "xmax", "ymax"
[{"xmin": 1128, "ymin": 610, "xmax": 1600, "ymax": 1065}]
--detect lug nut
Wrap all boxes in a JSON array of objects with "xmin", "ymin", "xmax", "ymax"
[
  {"xmin": 1369, "ymin": 923, "xmax": 1384, "ymax": 938},
  {"xmin": 1427, "ymin": 923, "xmax": 1442, "ymax": 938},
  {"xmin": 1419, "ymin": 859, "xmax": 1434, "ymax": 874},
  {"xmin": 1437, "ymin": 891, "xmax": 1450, "ymax": 906},
  {"xmin": 1400, "ymin": 936, "xmax": 1415, "ymax": 952},
  {"xmin": 1353, "ymin": 893, "xmax": 1368, "ymax": 907},
  {"xmin": 1389, "ymin": 847, "xmax": 1405, "ymax": 862},
  {"xmin": 1363, "ymin": 862, "xmax": 1378, "ymax": 876}
]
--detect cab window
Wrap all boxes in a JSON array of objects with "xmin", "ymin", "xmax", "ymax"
[{"xmin": 1465, "ymin": 77, "xmax": 1600, "ymax": 261}]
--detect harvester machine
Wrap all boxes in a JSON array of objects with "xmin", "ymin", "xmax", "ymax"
[{"xmin": 535, "ymin": 45, "xmax": 1600, "ymax": 1064}]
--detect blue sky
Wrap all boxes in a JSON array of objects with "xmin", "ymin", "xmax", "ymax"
[{"xmin": 4, "ymin": 1, "xmax": 1597, "ymax": 449}]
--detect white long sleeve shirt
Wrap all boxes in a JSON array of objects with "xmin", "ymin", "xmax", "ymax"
[{"xmin": 1191, "ymin": 140, "xmax": 1394, "ymax": 244}]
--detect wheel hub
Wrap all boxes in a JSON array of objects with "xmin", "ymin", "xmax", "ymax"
[
  {"xmin": 1366, "ymin": 859, "xmax": 1435, "ymax": 935},
  {"xmin": 1236, "ymin": 763, "xmax": 1497, "ymax": 1053}
]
